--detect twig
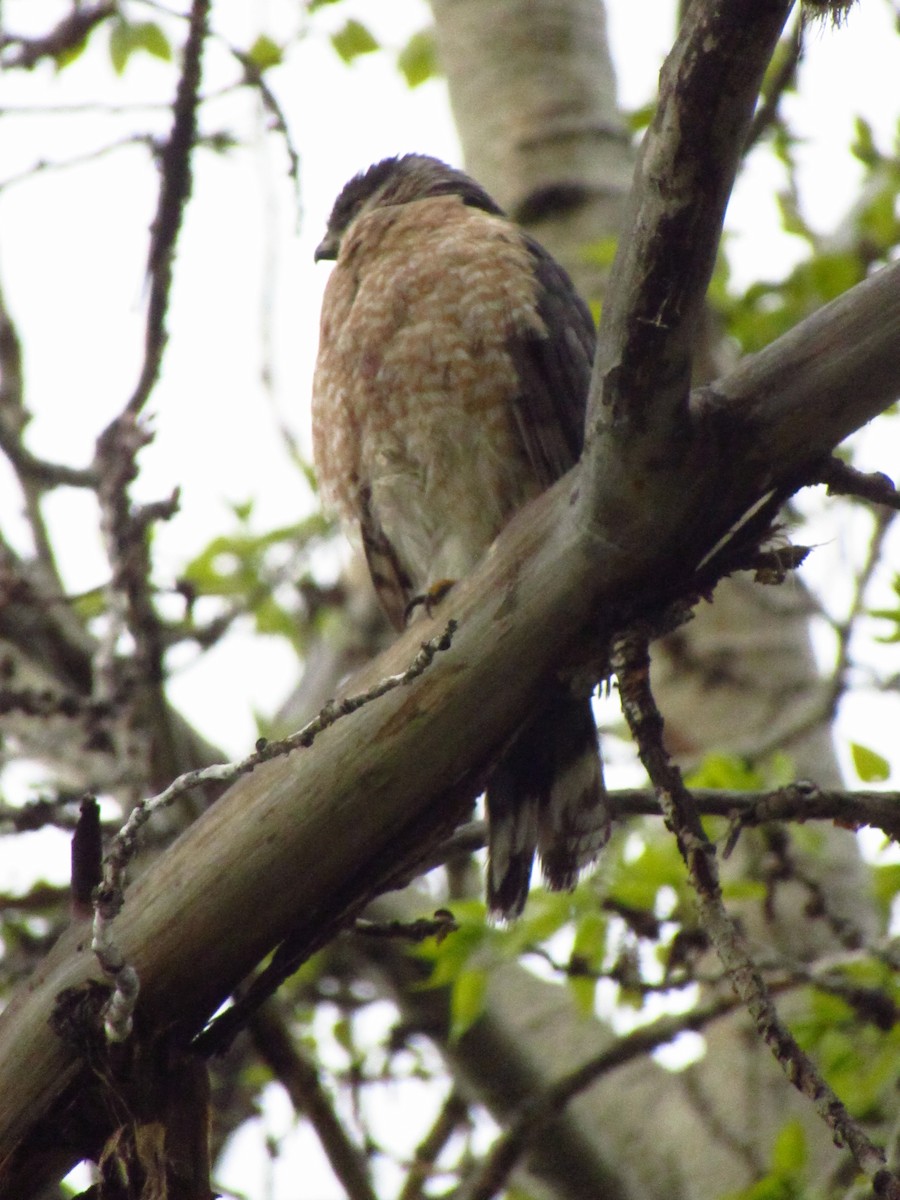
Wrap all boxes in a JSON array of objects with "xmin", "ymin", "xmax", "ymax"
[
  {"xmin": 91, "ymin": 415, "xmax": 177, "ymax": 810},
  {"xmin": 354, "ymin": 911, "xmax": 458, "ymax": 944},
  {"xmin": 0, "ymin": 795, "xmax": 84, "ymax": 834},
  {"xmin": 398, "ymin": 1089, "xmax": 470, "ymax": 1200},
  {"xmin": 731, "ymin": 503, "xmax": 895, "ymax": 764},
  {"xmin": 251, "ymin": 1002, "xmax": 378, "ymax": 1200},
  {"xmin": 0, "ymin": 882, "xmax": 70, "ymax": 912},
  {"xmin": 91, "ymin": 622, "xmax": 457, "ymax": 1027},
  {"xmin": 817, "ymin": 456, "xmax": 900, "ymax": 510},
  {"xmin": 71, "ymin": 797, "xmax": 102, "ymax": 920},
  {"xmin": 0, "ymin": 277, "xmax": 85, "ymax": 600},
  {"xmin": 426, "ymin": 779, "xmax": 900, "ymax": 868},
  {"xmin": 126, "ymin": 0, "xmax": 210, "ymax": 417},
  {"xmin": 0, "ymin": 85, "xmax": 237, "ymax": 118},
  {"xmin": 0, "ymin": 133, "xmax": 159, "ymax": 194},
  {"xmin": 0, "ymin": 683, "xmax": 114, "ymax": 724},
  {"xmin": 461, "ymin": 992, "xmax": 742, "ymax": 1200},
  {"xmin": 758, "ymin": 824, "xmax": 870, "ymax": 951},
  {"xmin": 0, "ymin": 3, "xmax": 115, "ymax": 69},
  {"xmin": 92, "ymin": 416, "xmax": 169, "ymax": 701},
  {"xmin": 611, "ymin": 626, "xmax": 898, "ymax": 1194},
  {"xmin": 103, "ymin": 618, "xmax": 457, "ymax": 877},
  {"xmin": 830, "ymin": 506, "xmax": 894, "ymax": 684},
  {"xmin": 745, "ymin": 18, "xmax": 804, "ymax": 151},
  {"xmin": 681, "ymin": 1065, "xmax": 766, "ymax": 1177},
  {"xmin": 231, "ymin": 47, "xmax": 302, "ymax": 216}
]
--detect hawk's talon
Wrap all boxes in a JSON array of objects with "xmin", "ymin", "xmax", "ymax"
[{"xmin": 405, "ymin": 578, "xmax": 456, "ymax": 623}]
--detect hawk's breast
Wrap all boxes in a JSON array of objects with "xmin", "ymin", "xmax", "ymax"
[{"xmin": 312, "ymin": 196, "xmax": 548, "ymax": 595}]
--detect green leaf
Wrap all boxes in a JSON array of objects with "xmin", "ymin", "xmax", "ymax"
[
  {"xmin": 450, "ymin": 967, "xmax": 487, "ymax": 1039},
  {"xmin": 851, "ymin": 116, "xmax": 879, "ymax": 167},
  {"xmin": 108, "ymin": 19, "xmax": 170, "ymax": 74},
  {"xmin": 71, "ymin": 587, "xmax": 108, "ymax": 622},
  {"xmin": 608, "ymin": 837, "xmax": 685, "ymax": 911},
  {"xmin": 505, "ymin": 888, "xmax": 571, "ymax": 949},
  {"xmin": 231, "ymin": 498, "xmax": 255, "ymax": 523},
  {"xmin": 721, "ymin": 1119, "xmax": 809, "ymax": 1199},
  {"xmin": 771, "ymin": 1120, "xmax": 807, "ymax": 1174},
  {"xmin": 331, "ymin": 18, "xmax": 379, "ymax": 63},
  {"xmin": 108, "ymin": 19, "xmax": 131, "ymax": 74},
  {"xmin": 850, "ymin": 742, "xmax": 890, "ymax": 783},
  {"xmin": 572, "ymin": 910, "xmax": 607, "ymax": 966},
  {"xmin": 686, "ymin": 753, "xmax": 763, "ymax": 790},
  {"xmin": 775, "ymin": 189, "xmax": 813, "ymax": 241},
  {"xmin": 419, "ymin": 919, "xmax": 486, "ymax": 987},
  {"xmin": 247, "ymin": 34, "xmax": 283, "ymax": 71},
  {"xmin": 581, "ymin": 236, "xmax": 619, "ymax": 270},
  {"xmin": 253, "ymin": 595, "xmax": 299, "ymax": 640},
  {"xmin": 760, "ymin": 35, "xmax": 799, "ymax": 107},
  {"xmin": 872, "ymin": 863, "xmax": 900, "ymax": 919},
  {"xmin": 626, "ymin": 102, "xmax": 655, "ymax": 134},
  {"xmin": 871, "ymin": 573, "xmax": 900, "ymax": 641},
  {"xmin": 131, "ymin": 22, "xmax": 171, "ymax": 62},
  {"xmin": 55, "ymin": 31, "xmax": 93, "ymax": 69},
  {"xmin": 397, "ymin": 29, "xmax": 437, "ymax": 88},
  {"xmin": 332, "ymin": 1015, "xmax": 354, "ymax": 1053},
  {"xmin": 567, "ymin": 974, "xmax": 597, "ymax": 1017}
]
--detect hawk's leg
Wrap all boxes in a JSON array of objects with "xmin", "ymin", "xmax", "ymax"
[{"xmin": 404, "ymin": 578, "xmax": 456, "ymax": 623}]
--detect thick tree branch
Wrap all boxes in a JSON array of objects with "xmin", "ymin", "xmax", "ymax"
[{"xmin": 589, "ymin": 0, "xmax": 792, "ymax": 442}]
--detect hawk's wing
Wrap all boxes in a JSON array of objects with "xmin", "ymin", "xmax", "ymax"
[{"xmin": 507, "ymin": 236, "xmax": 597, "ymax": 487}]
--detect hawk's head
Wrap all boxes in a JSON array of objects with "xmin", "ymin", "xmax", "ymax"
[{"xmin": 314, "ymin": 154, "xmax": 504, "ymax": 262}]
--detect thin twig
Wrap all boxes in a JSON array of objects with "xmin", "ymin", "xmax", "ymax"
[
  {"xmin": 92, "ymin": 621, "xmax": 458, "ymax": 1004},
  {"xmin": 745, "ymin": 18, "xmax": 804, "ymax": 151},
  {"xmin": 126, "ymin": 0, "xmax": 210, "ymax": 417},
  {"xmin": 611, "ymin": 627, "xmax": 898, "ymax": 1194},
  {"xmin": 354, "ymin": 911, "xmax": 458, "ymax": 944},
  {"xmin": 0, "ymin": 3, "xmax": 115, "ymax": 69},
  {"xmin": 818, "ymin": 456, "xmax": 900, "ymax": 510},
  {"xmin": 91, "ymin": 416, "xmax": 174, "ymax": 814},
  {"xmin": 425, "ymin": 779, "xmax": 900, "ymax": 869},
  {"xmin": 745, "ymin": 502, "xmax": 896, "ymax": 762},
  {"xmin": 0, "ymin": 277, "xmax": 84, "ymax": 599},
  {"xmin": 251, "ymin": 1002, "xmax": 378, "ymax": 1200},
  {"xmin": 0, "ymin": 796, "xmax": 84, "ymax": 834},
  {"xmin": 0, "ymin": 133, "xmax": 159, "ymax": 194},
  {"xmin": 461, "ymin": 993, "xmax": 742, "ymax": 1200},
  {"xmin": 0, "ymin": 84, "xmax": 237, "ymax": 119},
  {"xmin": 231, "ymin": 47, "xmax": 302, "ymax": 216},
  {"xmin": 102, "ymin": 618, "xmax": 457, "ymax": 880},
  {"xmin": 398, "ymin": 1089, "xmax": 470, "ymax": 1200}
]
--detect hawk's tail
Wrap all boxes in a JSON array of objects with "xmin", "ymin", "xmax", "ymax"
[{"xmin": 485, "ymin": 693, "xmax": 609, "ymax": 919}]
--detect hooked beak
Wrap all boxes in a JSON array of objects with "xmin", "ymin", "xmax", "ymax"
[{"xmin": 314, "ymin": 232, "xmax": 339, "ymax": 262}]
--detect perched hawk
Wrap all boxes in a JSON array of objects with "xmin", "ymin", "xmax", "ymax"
[{"xmin": 313, "ymin": 154, "xmax": 609, "ymax": 916}]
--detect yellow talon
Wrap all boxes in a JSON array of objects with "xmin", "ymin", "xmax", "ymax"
[{"xmin": 405, "ymin": 578, "xmax": 456, "ymax": 623}]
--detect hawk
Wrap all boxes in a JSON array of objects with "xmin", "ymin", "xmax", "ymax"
[{"xmin": 312, "ymin": 154, "xmax": 609, "ymax": 917}]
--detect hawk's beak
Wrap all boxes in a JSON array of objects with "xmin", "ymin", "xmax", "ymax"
[{"xmin": 314, "ymin": 233, "xmax": 338, "ymax": 262}]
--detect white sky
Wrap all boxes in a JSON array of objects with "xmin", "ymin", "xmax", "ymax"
[{"xmin": 1, "ymin": 1, "xmax": 900, "ymax": 1194}]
